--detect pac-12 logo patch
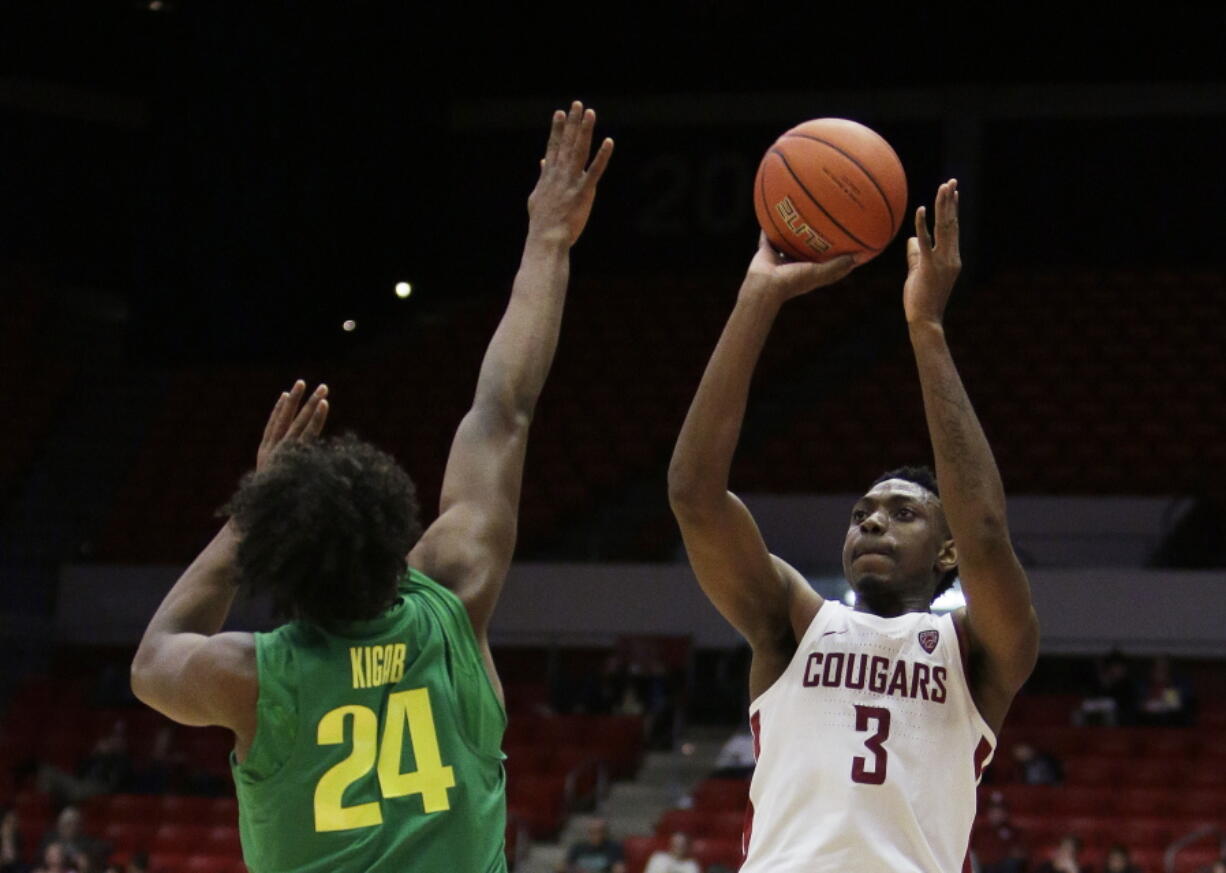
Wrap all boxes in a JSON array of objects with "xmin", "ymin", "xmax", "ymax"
[{"xmin": 918, "ymin": 630, "xmax": 939, "ymax": 654}]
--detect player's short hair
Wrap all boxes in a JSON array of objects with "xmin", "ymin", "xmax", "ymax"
[
  {"xmin": 225, "ymin": 434, "xmax": 422, "ymax": 629},
  {"xmin": 870, "ymin": 465, "xmax": 958, "ymax": 600}
]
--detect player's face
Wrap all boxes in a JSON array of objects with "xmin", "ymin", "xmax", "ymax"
[{"xmin": 841, "ymin": 479, "xmax": 951, "ymax": 599}]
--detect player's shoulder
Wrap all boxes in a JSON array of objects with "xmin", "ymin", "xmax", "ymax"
[{"xmin": 772, "ymin": 556, "xmax": 824, "ymax": 644}]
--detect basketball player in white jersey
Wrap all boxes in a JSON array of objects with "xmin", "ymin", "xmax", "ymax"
[{"xmin": 668, "ymin": 180, "xmax": 1039, "ymax": 873}]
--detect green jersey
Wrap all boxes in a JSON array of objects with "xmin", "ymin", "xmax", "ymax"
[{"xmin": 232, "ymin": 568, "xmax": 507, "ymax": 873}]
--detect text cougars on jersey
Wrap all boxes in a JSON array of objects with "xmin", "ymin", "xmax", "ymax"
[{"xmin": 802, "ymin": 652, "xmax": 947, "ymax": 702}]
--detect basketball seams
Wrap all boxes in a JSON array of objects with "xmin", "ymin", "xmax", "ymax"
[
  {"xmin": 756, "ymin": 156, "xmax": 813, "ymax": 262},
  {"xmin": 782, "ymin": 131, "xmax": 903, "ymax": 235},
  {"xmin": 770, "ymin": 147, "xmax": 876, "ymax": 252}
]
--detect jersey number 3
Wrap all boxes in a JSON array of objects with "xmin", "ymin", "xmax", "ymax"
[
  {"xmin": 851, "ymin": 704, "xmax": 890, "ymax": 785},
  {"xmin": 313, "ymin": 687, "xmax": 456, "ymax": 832}
]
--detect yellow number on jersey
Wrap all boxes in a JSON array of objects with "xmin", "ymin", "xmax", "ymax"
[
  {"xmin": 378, "ymin": 688, "xmax": 456, "ymax": 813},
  {"xmin": 313, "ymin": 688, "xmax": 456, "ymax": 832}
]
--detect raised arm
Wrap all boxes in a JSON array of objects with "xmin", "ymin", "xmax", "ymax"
[
  {"xmin": 903, "ymin": 180, "xmax": 1039, "ymax": 722},
  {"xmin": 130, "ymin": 381, "xmax": 328, "ymax": 729},
  {"xmin": 408, "ymin": 103, "xmax": 613, "ymax": 641},
  {"xmin": 668, "ymin": 236, "xmax": 854, "ymax": 686}
]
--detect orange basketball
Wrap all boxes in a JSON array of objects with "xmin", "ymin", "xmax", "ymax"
[{"xmin": 753, "ymin": 118, "xmax": 907, "ymax": 263}]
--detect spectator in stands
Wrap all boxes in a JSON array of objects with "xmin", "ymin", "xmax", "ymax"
[
  {"xmin": 1, "ymin": 807, "xmax": 29, "ymax": 873},
  {"xmin": 1136, "ymin": 655, "xmax": 1193, "ymax": 727},
  {"xmin": 1208, "ymin": 860, "xmax": 1226, "ymax": 873},
  {"xmin": 37, "ymin": 808, "xmax": 105, "ymax": 871},
  {"xmin": 644, "ymin": 832, "xmax": 700, "ymax": 873},
  {"xmin": 971, "ymin": 795, "xmax": 1027, "ymax": 873},
  {"xmin": 1103, "ymin": 844, "xmax": 1142, "ymax": 873},
  {"xmin": 1078, "ymin": 650, "xmax": 1136, "ymax": 726},
  {"xmin": 1012, "ymin": 742, "xmax": 1063, "ymax": 784},
  {"xmin": 559, "ymin": 818, "xmax": 626, "ymax": 873},
  {"xmin": 30, "ymin": 843, "xmax": 72, "ymax": 873},
  {"xmin": 711, "ymin": 726, "xmax": 755, "ymax": 779},
  {"xmin": 1035, "ymin": 835, "xmax": 1092, "ymax": 873},
  {"xmin": 37, "ymin": 721, "xmax": 131, "ymax": 804}
]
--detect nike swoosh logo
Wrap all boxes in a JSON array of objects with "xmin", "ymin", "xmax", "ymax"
[{"xmin": 821, "ymin": 630, "xmax": 847, "ymax": 637}]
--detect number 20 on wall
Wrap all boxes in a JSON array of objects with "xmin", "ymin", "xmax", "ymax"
[{"xmin": 313, "ymin": 687, "xmax": 456, "ymax": 832}]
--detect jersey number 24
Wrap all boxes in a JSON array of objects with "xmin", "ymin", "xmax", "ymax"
[{"xmin": 313, "ymin": 687, "xmax": 456, "ymax": 832}]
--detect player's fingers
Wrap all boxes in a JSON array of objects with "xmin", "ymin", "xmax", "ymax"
[
  {"xmin": 262, "ymin": 391, "xmax": 289, "ymax": 445},
  {"xmin": 287, "ymin": 384, "xmax": 328, "ymax": 439},
  {"xmin": 914, "ymin": 206, "xmax": 933, "ymax": 253},
  {"xmin": 575, "ymin": 107, "xmax": 596, "ymax": 165},
  {"xmin": 558, "ymin": 100, "xmax": 583, "ymax": 167},
  {"xmin": 814, "ymin": 254, "xmax": 857, "ymax": 285},
  {"xmin": 543, "ymin": 109, "xmax": 566, "ymax": 165},
  {"xmin": 583, "ymin": 138, "xmax": 614, "ymax": 189},
  {"xmin": 271, "ymin": 380, "xmax": 307, "ymax": 443},
  {"xmin": 305, "ymin": 398, "xmax": 329, "ymax": 439},
  {"xmin": 934, "ymin": 179, "xmax": 957, "ymax": 250}
]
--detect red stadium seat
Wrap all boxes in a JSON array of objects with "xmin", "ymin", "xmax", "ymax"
[
  {"xmin": 692, "ymin": 837, "xmax": 742, "ymax": 871},
  {"xmin": 1116, "ymin": 787, "xmax": 1178, "ymax": 817},
  {"xmin": 148, "ymin": 852, "xmax": 187, "ymax": 872},
  {"xmin": 1130, "ymin": 847, "xmax": 1164, "ymax": 873},
  {"xmin": 152, "ymin": 823, "xmax": 209, "ymax": 854},
  {"xmin": 1052, "ymin": 787, "xmax": 1115, "ymax": 817},
  {"xmin": 158, "ymin": 795, "xmax": 216, "ymax": 825},
  {"xmin": 200, "ymin": 826, "xmax": 242, "ymax": 857},
  {"xmin": 1126, "ymin": 759, "xmax": 1184, "ymax": 788},
  {"xmin": 655, "ymin": 809, "xmax": 708, "ymax": 838},
  {"xmin": 1063, "ymin": 757, "xmax": 1118, "ymax": 787},
  {"xmin": 1172, "ymin": 845, "xmax": 1222, "ymax": 873},
  {"xmin": 1115, "ymin": 817, "xmax": 1176, "ymax": 850},
  {"xmin": 691, "ymin": 779, "xmax": 750, "ymax": 812},
  {"xmin": 102, "ymin": 794, "xmax": 161, "ymax": 826},
  {"xmin": 206, "ymin": 797, "xmax": 238, "ymax": 827},
  {"xmin": 1138, "ymin": 730, "xmax": 1202, "ymax": 759},
  {"xmin": 707, "ymin": 810, "xmax": 747, "ymax": 841},
  {"xmin": 1183, "ymin": 767, "xmax": 1226, "ymax": 791},
  {"xmin": 1086, "ymin": 729, "xmax": 1141, "ymax": 758},
  {"xmin": 622, "ymin": 835, "xmax": 668, "ymax": 873},
  {"xmin": 506, "ymin": 773, "xmax": 568, "ymax": 839},
  {"xmin": 1062, "ymin": 816, "xmax": 1112, "ymax": 849},
  {"xmin": 182, "ymin": 855, "xmax": 234, "ymax": 873},
  {"xmin": 1173, "ymin": 788, "xmax": 1226, "ymax": 819},
  {"xmin": 102, "ymin": 821, "xmax": 158, "ymax": 855}
]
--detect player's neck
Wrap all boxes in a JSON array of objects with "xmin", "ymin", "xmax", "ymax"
[{"xmin": 853, "ymin": 590, "xmax": 931, "ymax": 618}]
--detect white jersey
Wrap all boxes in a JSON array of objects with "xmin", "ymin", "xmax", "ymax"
[{"xmin": 741, "ymin": 601, "xmax": 995, "ymax": 873}]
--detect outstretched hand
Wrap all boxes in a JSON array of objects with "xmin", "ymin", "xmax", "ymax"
[
  {"xmin": 527, "ymin": 100, "xmax": 614, "ymax": 247},
  {"xmin": 743, "ymin": 232, "xmax": 857, "ymax": 303},
  {"xmin": 904, "ymin": 179, "xmax": 962, "ymax": 326},
  {"xmin": 256, "ymin": 380, "xmax": 329, "ymax": 472}
]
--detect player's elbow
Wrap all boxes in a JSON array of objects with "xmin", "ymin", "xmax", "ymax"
[
  {"xmin": 667, "ymin": 458, "xmax": 716, "ymax": 515},
  {"xmin": 129, "ymin": 638, "xmax": 167, "ymax": 709}
]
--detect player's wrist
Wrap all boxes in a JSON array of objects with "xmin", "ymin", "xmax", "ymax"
[
  {"xmin": 525, "ymin": 221, "xmax": 573, "ymax": 249},
  {"xmin": 907, "ymin": 317, "xmax": 946, "ymax": 336},
  {"xmin": 737, "ymin": 275, "xmax": 791, "ymax": 308}
]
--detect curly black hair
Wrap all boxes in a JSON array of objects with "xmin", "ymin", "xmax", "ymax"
[
  {"xmin": 224, "ymin": 435, "xmax": 423, "ymax": 629},
  {"xmin": 872, "ymin": 465, "xmax": 959, "ymax": 601}
]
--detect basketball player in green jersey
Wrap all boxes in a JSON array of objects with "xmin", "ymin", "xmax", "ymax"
[{"xmin": 130, "ymin": 102, "xmax": 614, "ymax": 873}]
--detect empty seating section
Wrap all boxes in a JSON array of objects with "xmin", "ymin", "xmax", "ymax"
[
  {"xmin": 504, "ymin": 713, "xmax": 645, "ymax": 838},
  {"xmin": 86, "ymin": 272, "xmax": 877, "ymax": 562},
  {"xmin": 739, "ymin": 269, "xmax": 1226, "ymax": 494},
  {"xmin": 0, "ymin": 269, "xmax": 1220, "ymax": 561}
]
